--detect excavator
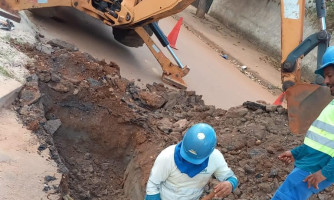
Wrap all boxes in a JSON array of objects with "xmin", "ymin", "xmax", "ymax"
[
  {"xmin": 0, "ymin": 0, "xmax": 332, "ymax": 136},
  {"xmin": 0, "ymin": 0, "xmax": 192, "ymax": 89}
]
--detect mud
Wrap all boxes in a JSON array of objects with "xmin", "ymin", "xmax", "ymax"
[{"xmin": 12, "ymin": 39, "xmax": 334, "ymax": 200}]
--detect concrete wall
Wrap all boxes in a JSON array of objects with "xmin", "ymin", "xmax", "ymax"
[{"xmin": 208, "ymin": 0, "xmax": 333, "ymax": 82}]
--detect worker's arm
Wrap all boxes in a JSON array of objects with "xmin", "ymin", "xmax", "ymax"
[
  {"xmin": 304, "ymin": 157, "xmax": 334, "ymax": 189},
  {"xmin": 213, "ymin": 150, "xmax": 238, "ymax": 197},
  {"xmin": 145, "ymin": 147, "xmax": 173, "ymax": 200},
  {"xmin": 321, "ymin": 157, "xmax": 334, "ymax": 180},
  {"xmin": 290, "ymin": 144, "xmax": 307, "ymax": 160}
]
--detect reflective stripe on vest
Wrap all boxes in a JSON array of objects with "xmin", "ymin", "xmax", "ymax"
[{"xmin": 304, "ymin": 100, "xmax": 334, "ymax": 157}]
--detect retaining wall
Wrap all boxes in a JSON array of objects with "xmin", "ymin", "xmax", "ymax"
[{"xmin": 208, "ymin": 0, "xmax": 333, "ymax": 82}]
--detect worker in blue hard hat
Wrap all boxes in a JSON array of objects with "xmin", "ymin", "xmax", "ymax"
[
  {"xmin": 145, "ymin": 123, "xmax": 238, "ymax": 200},
  {"xmin": 272, "ymin": 46, "xmax": 334, "ymax": 200}
]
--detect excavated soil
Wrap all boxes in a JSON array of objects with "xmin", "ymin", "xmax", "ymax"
[{"xmin": 11, "ymin": 39, "xmax": 334, "ymax": 200}]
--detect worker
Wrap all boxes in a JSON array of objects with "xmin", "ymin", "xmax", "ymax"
[
  {"xmin": 272, "ymin": 46, "xmax": 334, "ymax": 200},
  {"xmin": 144, "ymin": 123, "xmax": 238, "ymax": 200}
]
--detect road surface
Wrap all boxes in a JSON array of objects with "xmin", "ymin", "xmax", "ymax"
[{"xmin": 27, "ymin": 8, "xmax": 277, "ymax": 109}]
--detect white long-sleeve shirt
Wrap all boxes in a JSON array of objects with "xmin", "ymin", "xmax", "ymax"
[{"xmin": 146, "ymin": 145, "xmax": 237, "ymax": 200}]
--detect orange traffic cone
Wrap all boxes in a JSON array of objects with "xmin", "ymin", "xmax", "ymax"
[
  {"xmin": 273, "ymin": 92, "xmax": 286, "ymax": 105},
  {"xmin": 167, "ymin": 17, "xmax": 183, "ymax": 50}
]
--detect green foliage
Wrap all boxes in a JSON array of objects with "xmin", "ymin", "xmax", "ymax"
[{"xmin": 0, "ymin": 66, "xmax": 14, "ymax": 78}]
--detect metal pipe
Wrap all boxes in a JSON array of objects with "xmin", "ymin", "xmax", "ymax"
[
  {"xmin": 166, "ymin": 45, "xmax": 184, "ymax": 69},
  {"xmin": 321, "ymin": 17, "xmax": 326, "ymax": 30}
]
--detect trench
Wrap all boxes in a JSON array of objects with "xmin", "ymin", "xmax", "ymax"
[{"xmin": 41, "ymin": 86, "xmax": 148, "ymax": 199}]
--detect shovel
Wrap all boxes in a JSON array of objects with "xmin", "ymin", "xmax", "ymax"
[{"xmin": 286, "ymin": 83, "xmax": 333, "ymax": 134}]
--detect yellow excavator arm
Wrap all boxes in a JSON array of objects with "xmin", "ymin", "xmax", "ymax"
[
  {"xmin": 280, "ymin": 0, "xmax": 332, "ymax": 134},
  {"xmin": 1, "ymin": 0, "xmax": 193, "ymax": 27},
  {"xmin": 0, "ymin": 0, "xmax": 193, "ymax": 89}
]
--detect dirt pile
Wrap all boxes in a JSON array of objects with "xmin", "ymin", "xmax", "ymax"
[{"xmin": 12, "ymin": 39, "xmax": 334, "ymax": 200}]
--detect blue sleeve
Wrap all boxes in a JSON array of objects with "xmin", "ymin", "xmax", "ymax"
[
  {"xmin": 321, "ymin": 157, "xmax": 334, "ymax": 181},
  {"xmin": 291, "ymin": 144, "xmax": 306, "ymax": 160},
  {"xmin": 226, "ymin": 177, "xmax": 238, "ymax": 191},
  {"xmin": 145, "ymin": 193, "xmax": 161, "ymax": 200}
]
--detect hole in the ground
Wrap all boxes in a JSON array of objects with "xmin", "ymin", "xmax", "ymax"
[{"xmin": 42, "ymin": 94, "xmax": 147, "ymax": 199}]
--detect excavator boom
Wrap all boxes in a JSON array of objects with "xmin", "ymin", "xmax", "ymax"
[
  {"xmin": 0, "ymin": 0, "xmax": 193, "ymax": 27},
  {"xmin": 281, "ymin": 0, "xmax": 332, "ymax": 134},
  {"xmin": 0, "ymin": 0, "xmax": 193, "ymax": 89}
]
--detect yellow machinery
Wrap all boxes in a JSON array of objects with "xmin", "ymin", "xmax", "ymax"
[
  {"xmin": 0, "ymin": 0, "xmax": 192, "ymax": 89},
  {"xmin": 280, "ymin": 0, "xmax": 332, "ymax": 134}
]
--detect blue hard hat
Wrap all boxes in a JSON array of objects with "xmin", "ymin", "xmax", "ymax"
[
  {"xmin": 315, "ymin": 46, "xmax": 334, "ymax": 77},
  {"xmin": 180, "ymin": 123, "xmax": 217, "ymax": 165}
]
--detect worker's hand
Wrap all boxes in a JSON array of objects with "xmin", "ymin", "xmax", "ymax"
[
  {"xmin": 304, "ymin": 170, "xmax": 326, "ymax": 190},
  {"xmin": 278, "ymin": 151, "xmax": 294, "ymax": 165},
  {"xmin": 214, "ymin": 181, "xmax": 232, "ymax": 198}
]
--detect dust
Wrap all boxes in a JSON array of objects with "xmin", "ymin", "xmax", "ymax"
[{"xmin": 12, "ymin": 39, "xmax": 334, "ymax": 200}]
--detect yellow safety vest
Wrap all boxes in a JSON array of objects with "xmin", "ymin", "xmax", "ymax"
[{"xmin": 304, "ymin": 99, "xmax": 334, "ymax": 157}]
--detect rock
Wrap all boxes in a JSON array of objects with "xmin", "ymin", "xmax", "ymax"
[
  {"xmin": 84, "ymin": 153, "xmax": 92, "ymax": 160},
  {"xmin": 266, "ymin": 146, "xmax": 275, "ymax": 154},
  {"xmin": 163, "ymin": 91, "xmax": 184, "ymax": 109},
  {"xmin": 138, "ymin": 91, "xmax": 166, "ymax": 109},
  {"xmin": 44, "ymin": 175, "xmax": 57, "ymax": 182},
  {"xmin": 38, "ymin": 71, "xmax": 51, "ymax": 82},
  {"xmin": 114, "ymin": 78, "xmax": 129, "ymax": 92},
  {"xmin": 38, "ymin": 143, "xmax": 47, "ymax": 151},
  {"xmin": 43, "ymin": 119, "xmax": 62, "ymax": 135},
  {"xmin": 19, "ymin": 87, "xmax": 41, "ymax": 106},
  {"xmin": 258, "ymin": 182, "xmax": 273, "ymax": 193},
  {"xmin": 19, "ymin": 105, "xmax": 30, "ymax": 116},
  {"xmin": 27, "ymin": 119, "xmax": 40, "ymax": 131},
  {"xmin": 244, "ymin": 164, "xmax": 255, "ymax": 174},
  {"xmin": 48, "ymin": 82, "xmax": 70, "ymax": 93},
  {"xmin": 269, "ymin": 169, "xmax": 278, "ymax": 178},
  {"xmin": 87, "ymin": 165, "xmax": 94, "ymax": 173},
  {"xmin": 219, "ymin": 133, "xmax": 247, "ymax": 151},
  {"xmin": 63, "ymin": 75, "xmax": 81, "ymax": 85},
  {"xmin": 318, "ymin": 194, "xmax": 331, "ymax": 200},
  {"xmin": 172, "ymin": 119, "xmax": 188, "ymax": 132},
  {"xmin": 26, "ymin": 74, "xmax": 39, "ymax": 86},
  {"xmin": 87, "ymin": 78, "xmax": 101, "ymax": 87},
  {"xmin": 36, "ymin": 43, "xmax": 54, "ymax": 55},
  {"xmin": 243, "ymin": 101, "xmax": 266, "ymax": 111},
  {"xmin": 101, "ymin": 163, "xmax": 109, "ymax": 170},
  {"xmin": 157, "ymin": 118, "xmax": 173, "ymax": 134},
  {"xmin": 249, "ymin": 148, "xmax": 266, "ymax": 158},
  {"xmin": 266, "ymin": 105, "xmax": 277, "ymax": 112},
  {"xmin": 73, "ymin": 89, "xmax": 79, "ymax": 95},
  {"xmin": 277, "ymin": 106, "xmax": 285, "ymax": 114},
  {"xmin": 51, "ymin": 73, "xmax": 61, "ymax": 83},
  {"xmin": 43, "ymin": 184, "xmax": 51, "ymax": 192},
  {"xmin": 47, "ymin": 39, "xmax": 78, "ymax": 51}
]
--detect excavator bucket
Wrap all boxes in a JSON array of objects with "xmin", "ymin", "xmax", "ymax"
[
  {"xmin": 285, "ymin": 83, "xmax": 332, "ymax": 134},
  {"xmin": 280, "ymin": 0, "xmax": 333, "ymax": 134}
]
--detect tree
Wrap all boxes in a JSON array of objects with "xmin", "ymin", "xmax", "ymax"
[{"xmin": 196, "ymin": 0, "xmax": 207, "ymax": 18}]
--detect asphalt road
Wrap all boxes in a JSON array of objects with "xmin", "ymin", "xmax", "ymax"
[{"xmin": 27, "ymin": 8, "xmax": 276, "ymax": 109}]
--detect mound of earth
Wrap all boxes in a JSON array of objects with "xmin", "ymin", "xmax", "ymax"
[{"xmin": 11, "ymin": 40, "xmax": 334, "ymax": 200}]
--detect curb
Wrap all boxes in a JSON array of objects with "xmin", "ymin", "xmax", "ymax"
[{"xmin": 0, "ymin": 79, "xmax": 23, "ymax": 109}]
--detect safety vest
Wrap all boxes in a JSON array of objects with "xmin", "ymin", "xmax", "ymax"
[{"xmin": 304, "ymin": 99, "xmax": 334, "ymax": 157}]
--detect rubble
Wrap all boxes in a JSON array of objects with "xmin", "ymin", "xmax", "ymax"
[{"xmin": 12, "ymin": 40, "xmax": 333, "ymax": 200}]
